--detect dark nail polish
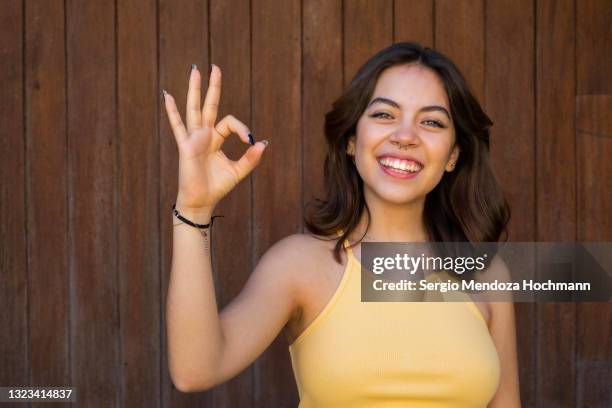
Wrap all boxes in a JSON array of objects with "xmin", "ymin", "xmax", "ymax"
[
  {"xmin": 262, "ymin": 140, "xmax": 269, "ymax": 146},
  {"xmin": 248, "ymin": 133, "xmax": 254, "ymax": 145},
  {"xmin": 191, "ymin": 63, "xmax": 197, "ymax": 72}
]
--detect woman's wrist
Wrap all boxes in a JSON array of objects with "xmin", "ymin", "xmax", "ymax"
[{"xmin": 174, "ymin": 202, "xmax": 216, "ymax": 225}]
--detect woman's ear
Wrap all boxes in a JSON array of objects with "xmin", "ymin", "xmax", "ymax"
[
  {"xmin": 346, "ymin": 135, "xmax": 356, "ymax": 156},
  {"xmin": 445, "ymin": 145, "xmax": 460, "ymax": 172}
]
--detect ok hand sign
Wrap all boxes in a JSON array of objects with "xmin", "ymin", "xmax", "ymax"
[{"xmin": 163, "ymin": 64, "xmax": 268, "ymax": 214}]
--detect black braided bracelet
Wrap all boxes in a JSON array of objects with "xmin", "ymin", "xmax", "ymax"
[{"xmin": 172, "ymin": 203, "xmax": 224, "ymax": 229}]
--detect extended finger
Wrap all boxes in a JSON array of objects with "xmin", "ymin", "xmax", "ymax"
[
  {"xmin": 213, "ymin": 114, "xmax": 251, "ymax": 150},
  {"xmin": 162, "ymin": 91, "xmax": 188, "ymax": 144},
  {"xmin": 186, "ymin": 64, "xmax": 202, "ymax": 132},
  {"xmin": 202, "ymin": 64, "xmax": 221, "ymax": 127}
]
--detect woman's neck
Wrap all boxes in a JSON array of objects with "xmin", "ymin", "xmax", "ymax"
[{"xmin": 351, "ymin": 193, "xmax": 429, "ymax": 243}]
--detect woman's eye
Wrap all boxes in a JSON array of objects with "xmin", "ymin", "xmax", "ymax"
[
  {"xmin": 371, "ymin": 112, "xmax": 394, "ymax": 119},
  {"xmin": 423, "ymin": 119, "xmax": 445, "ymax": 128}
]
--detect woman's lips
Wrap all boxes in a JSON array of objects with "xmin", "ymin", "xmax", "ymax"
[{"xmin": 377, "ymin": 161, "xmax": 421, "ymax": 179}]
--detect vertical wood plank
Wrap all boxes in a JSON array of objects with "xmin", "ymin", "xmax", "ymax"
[
  {"xmin": 483, "ymin": 1, "xmax": 535, "ymax": 406},
  {"xmin": 577, "ymin": 362, "xmax": 612, "ymax": 407},
  {"xmin": 435, "ymin": 0, "xmax": 484, "ymax": 102},
  {"xmin": 25, "ymin": 0, "xmax": 71, "ymax": 403},
  {"xmin": 576, "ymin": 96, "xmax": 612, "ymax": 239},
  {"xmin": 576, "ymin": 1, "xmax": 612, "ymax": 405},
  {"xmin": 0, "ymin": 0, "xmax": 28, "ymax": 390},
  {"xmin": 535, "ymin": 0, "xmax": 577, "ymax": 406},
  {"xmin": 576, "ymin": 95, "xmax": 612, "ymax": 407},
  {"xmin": 302, "ymin": 0, "xmax": 343, "ymax": 231},
  {"xmin": 209, "ymin": 0, "xmax": 253, "ymax": 405},
  {"xmin": 576, "ymin": 0, "xmax": 612, "ymax": 95},
  {"xmin": 394, "ymin": 0, "xmax": 434, "ymax": 47},
  {"xmin": 117, "ymin": 0, "xmax": 160, "ymax": 406},
  {"xmin": 251, "ymin": 0, "xmax": 301, "ymax": 406},
  {"xmin": 66, "ymin": 0, "xmax": 120, "ymax": 405},
  {"xmin": 536, "ymin": 0, "xmax": 576, "ymax": 240},
  {"xmin": 344, "ymin": 0, "xmax": 393, "ymax": 85},
  {"xmin": 159, "ymin": 0, "xmax": 212, "ymax": 407}
]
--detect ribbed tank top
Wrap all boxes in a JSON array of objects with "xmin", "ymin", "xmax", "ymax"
[{"xmin": 288, "ymin": 234, "xmax": 500, "ymax": 407}]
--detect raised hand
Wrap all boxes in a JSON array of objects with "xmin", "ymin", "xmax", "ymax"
[{"xmin": 163, "ymin": 64, "xmax": 268, "ymax": 216}]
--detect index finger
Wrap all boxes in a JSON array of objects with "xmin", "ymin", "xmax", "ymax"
[{"xmin": 202, "ymin": 64, "xmax": 221, "ymax": 126}]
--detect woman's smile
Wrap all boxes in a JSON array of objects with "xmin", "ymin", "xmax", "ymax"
[{"xmin": 377, "ymin": 155, "xmax": 423, "ymax": 179}]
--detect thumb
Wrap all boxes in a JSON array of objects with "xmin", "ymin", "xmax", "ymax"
[{"xmin": 232, "ymin": 140, "xmax": 268, "ymax": 181}]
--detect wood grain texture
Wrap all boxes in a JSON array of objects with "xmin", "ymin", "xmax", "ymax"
[
  {"xmin": 536, "ymin": 0, "xmax": 577, "ymax": 406},
  {"xmin": 394, "ymin": 0, "xmax": 434, "ymax": 47},
  {"xmin": 66, "ymin": 0, "xmax": 120, "ymax": 405},
  {"xmin": 344, "ymin": 0, "xmax": 393, "ymax": 85},
  {"xmin": 117, "ymin": 0, "xmax": 161, "ymax": 407},
  {"xmin": 25, "ymin": 1, "xmax": 71, "ymax": 405},
  {"xmin": 0, "ymin": 0, "xmax": 27, "ymax": 391},
  {"xmin": 577, "ymin": 0, "xmax": 612, "ymax": 94},
  {"xmin": 251, "ymin": 0, "xmax": 301, "ymax": 406},
  {"xmin": 159, "ymin": 0, "xmax": 212, "ymax": 407},
  {"xmin": 302, "ymin": 0, "xmax": 343, "ymax": 231},
  {"xmin": 435, "ymin": 0, "xmax": 484, "ymax": 102},
  {"xmin": 483, "ymin": 1, "xmax": 536, "ymax": 406},
  {"xmin": 576, "ymin": 94, "xmax": 612, "ymax": 406},
  {"xmin": 210, "ymin": 0, "xmax": 253, "ymax": 405},
  {"xmin": 577, "ymin": 361, "xmax": 612, "ymax": 407},
  {"xmin": 577, "ymin": 2, "xmax": 612, "ymax": 405},
  {"xmin": 536, "ymin": 0, "xmax": 576, "ymax": 240}
]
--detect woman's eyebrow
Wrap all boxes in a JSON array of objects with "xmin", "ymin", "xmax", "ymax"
[
  {"xmin": 367, "ymin": 97, "xmax": 400, "ymax": 109},
  {"xmin": 367, "ymin": 97, "xmax": 451, "ymax": 119},
  {"xmin": 420, "ymin": 105, "xmax": 451, "ymax": 119}
]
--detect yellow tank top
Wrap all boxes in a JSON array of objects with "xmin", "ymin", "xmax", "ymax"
[{"xmin": 288, "ymin": 235, "xmax": 500, "ymax": 407}]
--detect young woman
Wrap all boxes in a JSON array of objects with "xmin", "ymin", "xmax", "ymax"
[{"xmin": 164, "ymin": 42, "xmax": 521, "ymax": 407}]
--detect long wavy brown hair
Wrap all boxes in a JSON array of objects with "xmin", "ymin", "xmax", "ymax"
[{"xmin": 304, "ymin": 42, "xmax": 511, "ymax": 264}]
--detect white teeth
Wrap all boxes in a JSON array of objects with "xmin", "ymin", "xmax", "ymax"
[{"xmin": 379, "ymin": 157, "xmax": 422, "ymax": 172}]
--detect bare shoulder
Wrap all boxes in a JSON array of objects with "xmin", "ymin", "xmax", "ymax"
[
  {"xmin": 473, "ymin": 253, "xmax": 512, "ymax": 284},
  {"xmin": 488, "ymin": 254, "xmax": 512, "ymax": 282},
  {"xmin": 275, "ymin": 231, "xmax": 346, "ymax": 282},
  {"xmin": 208, "ymin": 233, "xmax": 343, "ymax": 382},
  {"xmin": 222, "ymin": 233, "xmax": 339, "ymax": 335},
  {"xmin": 472, "ymin": 253, "xmax": 513, "ymax": 326},
  {"xmin": 487, "ymin": 254, "xmax": 515, "ymax": 312},
  {"xmin": 262, "ymin": 232, "xmax": 338, "ymax": 264},
  {"xmin": 269, "ymin": 232, "xmax": 347, "ymax": 343},
  {"xmin": 257, "ymin": 232, "xmax": 341, "ymax": 286},
  {"xmin": 266, "ymin": 232, "xmax": 342, "ymax": 273}
]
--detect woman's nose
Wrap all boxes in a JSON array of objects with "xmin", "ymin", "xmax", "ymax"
[{"xmin": 389, "ymin": 122, "xmax": 419, "ymax": 147}]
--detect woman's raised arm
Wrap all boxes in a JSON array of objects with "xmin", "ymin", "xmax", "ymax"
[{"xmin": 164, "ymin": 65, "xmax": 298, "ymax": 392}]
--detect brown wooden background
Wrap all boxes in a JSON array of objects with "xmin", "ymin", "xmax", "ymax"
[{"xmin": 1, "ymin": 0, "xmax": 611, "ymax": 407}]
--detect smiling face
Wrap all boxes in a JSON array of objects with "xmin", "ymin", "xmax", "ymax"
[{"xmin": 347, "ymin": 63, "xmax": 460, "ymax": 206}]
